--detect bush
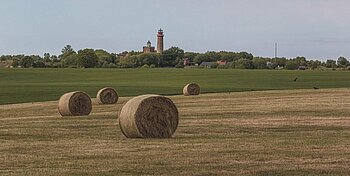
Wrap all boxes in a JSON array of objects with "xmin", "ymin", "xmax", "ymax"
[
  {"xmin": 141, "ymin": 64, "xmax": 150, "ymax": 68},
  {"xmin": 101, "ymin": 61, "xmax": 109, "ymax": 68},
  {"xmin": 285, "ymin": 61, "xmax": 299, "ymax": 70},
  {"xmin": 175, "ymin": 63, "xmax": 184, "ymax": 68},
  {"xmin": 211, "ymin": 63, "xmax": 219, "ymax": 68},
  {"xmin": 217, "ymin": 65, "xmax": 228, "ymax": 69}
]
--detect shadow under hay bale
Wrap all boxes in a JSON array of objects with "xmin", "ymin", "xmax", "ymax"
[
  {"xmin": 97, "ymin": 87, "xmax": 119, "ymax": 105},
  {"xmin": 119, "ymin": 94, "xmax": 179, "ymax": 138},
  {"xmin": 183, "ymin": 83, "xmax": 201, "ymax": 96},
  {"xmin": 58, "ymin": 91, "xmax": 92, "ymax": 116}
]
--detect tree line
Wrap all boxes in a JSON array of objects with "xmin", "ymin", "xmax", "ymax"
[{"xmin": 0, "ymin": 45, "xmax": 349, "ymax": 70}]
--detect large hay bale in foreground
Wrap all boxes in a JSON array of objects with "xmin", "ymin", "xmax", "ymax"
[
  {"xmin": 183, "ymin": 83, "xmax": 200, "ymax": 96},
  {"xmin": 97, "ymin": 87, "xmax": 119, "ymax": 104},
  {"xmin": 119, "ymin": 95, "xmax": 179, "ymax": 138},
  {"xmin": 58, "ymin": 91, "xmax": 92, "ymax": 116}
]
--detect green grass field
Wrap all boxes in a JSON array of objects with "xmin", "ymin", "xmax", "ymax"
[
  {"xmin": 0, "ymin": 68, "xmax": 350, "ymax": 105},
  {"xmin": 1, "ymin": 89, "xmax": 349, "ymax": 175}
]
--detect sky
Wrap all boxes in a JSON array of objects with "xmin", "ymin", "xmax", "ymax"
[{"xmin": 0, "ymin": 0, "xmax": 349, "ymax": 60}]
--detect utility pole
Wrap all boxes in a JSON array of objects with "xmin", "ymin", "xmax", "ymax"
[
  {"xmin": 274, "ymin": 43, "xmax": 278, "ymax": 68},
  {"xmin": 274, "ymin": 43, "xmax": 278, "ymax": 59}
]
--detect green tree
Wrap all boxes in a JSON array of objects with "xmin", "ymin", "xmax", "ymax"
[
  {"xmin": 50, "ymin": 55, "xmax": 59, "ymax": 62},
  {"xmin": 77, "ymin": 49, "xmax": 98, "ymax": 68},
  {"xmin": 160, "ymin": 46, "xmax": 184, "ymax": 67},
  {"xmin": 2, "ymin": 55, "xmax": 10, "ymax": 61},
  {"xmin": 61, "ymin": 45, "xmax": 74, "ymax": 54},
  {"xmin": 59, "ymin": 45, "xmax": 76, "ymax": 60},
  {"xmin": 175, "ymin": 57, "xmax": 185, "ymax": 68},
  {"xmin": 293, "ymin": 56, "xmax": 307, "ymax": 66},
  {"xmin": 219, "ymin": 52, "xmax": 238, "ymax": 62},
  {"xmin": 0, "ymin": 55, "xmax": 7, "ymax": 61},
  {"xmin": 237, "ymin": 52, "xmax": 254, "ymax": 60},
  {"xmin": 325, "ymin": 59, "xmax": 337, "ymax": 68},
  {"xmin": 118, "ymin": 56, "xmax": 134, "ymax": 68},
  {"xmin": 95, "ymin": 49, "xmax": 117, "ymax": 67},
  {"xmin": 118, "ymin": 55, "xmax": 142, "ymax": 68},
  {"xmin": 270, "ymin": 57, "xmax": 288, "ymax": 68},
  {"xmin": 11, "ymin": 59, "xmax": 19, "ymax": 67},
  {"xmin": 34, "ymin": 60, "xmax": 46, "ymax": 68},
  {"xmin": 285, "ymin": 60, "xmax": 299, "ymax": 70},
  {"xmin": 252, "ymin": 57, "xmax": 268, "ymax": 69},
  {"xmin": 235, "ymin": 58, "xmax": 253, "ymax": 69},
  {"xmin": 337, "ymin": 56, "xmax": 349, "ymax": 68},
  {"xmin": 205, "ymin": 51, "xmax": 221, "ymax": 61},
  {"xmin": 194, "ymin": 54, "xmax": 210, "ymax": 64},
  {"xmin": 61, "ymin": 53, "xmax": 79, "ymax": 67},
  {"xmin": 19, "ymin": 56, "xmax": 34, "ymax": 68},
  {"xmin": 307, "ymin": 60, "xmax": 321, "ymax": 70},
  {"xmin": 184, "ymin": 52, "xmax": 199, "ymax": 62},
  {"xmin": 43, "ymin": 53, "xmax": 51, "ymax": 62},
  {"xmin": 139, "ymin": 53, "xmax": 160, "ymax": 66}
]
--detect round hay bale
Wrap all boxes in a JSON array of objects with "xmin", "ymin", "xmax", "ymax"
[
  {"xmin": 119, "ymin": 95, "xmax": 179, "ymax": 138},
  {"xmin": 58, "ymin": 91, "xmax": 92, "ymax": 116},
  {"xmin": 97, "ymin": 87, "xmax": 119, "ymax": 104},
  {"xmin": 183, "ymin": 83, "xmax": 200, "ymax": 96}
]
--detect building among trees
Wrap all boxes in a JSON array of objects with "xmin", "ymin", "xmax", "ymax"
[
  {"xmin": 143, "ymin": 29, "xmax": 164, "ymax": 53},
  {"xmin": 143, "ymin": 40, "xmax": 155, "ymax": 53}
]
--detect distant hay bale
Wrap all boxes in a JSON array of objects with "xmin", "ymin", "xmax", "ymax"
[
  {"xmin": 58, "ymin": 91, "xmax": 92, "ymax": 116},
  {"xmin": 183, "ymin": 83, "xmax": 200, "ymax": 96},
  {"xmin": 119, "ymin": 95, "xmax": 179, "ymax": 138},
  {"xmin": 97, "ymin": 87, "xmax": 119, "ymax": 104}
]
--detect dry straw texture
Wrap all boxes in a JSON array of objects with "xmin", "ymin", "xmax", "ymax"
[
  {"xmin": 183, "ymin": 83, "xmax": 200, "ymax": 96},
  {"xmin": 97, "ymin": 87, "xmax": 119, "ymax": 104},
  {"xmin": 58, "ymin": 91, "xmax": 92, "ymax": 116},
  {"xmin": 119, "ymin": 94, "xmax": 179, "ymax": 138}
]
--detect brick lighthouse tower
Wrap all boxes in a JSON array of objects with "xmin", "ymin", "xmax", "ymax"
[{"xmin": 157, "ymin": 29, "xmax": 164, "ymax": 53}]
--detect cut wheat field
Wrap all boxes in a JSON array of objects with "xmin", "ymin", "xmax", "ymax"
[{"xmin": 0, "ymin": 88, "xmax": 349, "ymax": 175}]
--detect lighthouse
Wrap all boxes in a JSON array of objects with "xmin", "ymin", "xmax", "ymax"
[{"xmin": 157, "ymin": 29, "xmax": 164, "ymax": 53}]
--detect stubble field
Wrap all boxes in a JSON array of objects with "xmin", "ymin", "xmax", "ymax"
[{"xmin": 1, "ymin": 88, "xmax": 349, "ymax": 175}]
